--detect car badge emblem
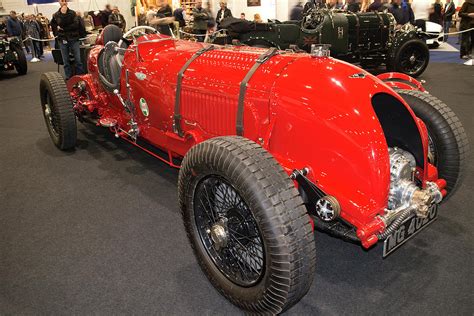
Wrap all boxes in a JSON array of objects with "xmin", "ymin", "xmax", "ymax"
[
  {"xmin": 349, "ymin": 73, "xmax": 366, "ymax": 79},
  {"xmin": 139, "ymin": 98, "xmax": 149, "ymax": 117},
  {"xmin": 135, "ymin": 72, "xmax": 147, "ymax": 80}
]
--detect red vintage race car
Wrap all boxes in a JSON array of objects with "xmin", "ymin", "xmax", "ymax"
[{"xmin": 39, "ymin": 25, "xmax": 469, "ymax": 314}]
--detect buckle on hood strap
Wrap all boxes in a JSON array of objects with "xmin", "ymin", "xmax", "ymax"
[{"xmin": 174, "ymin": 44, "xmax": 216, "ymax": 137}]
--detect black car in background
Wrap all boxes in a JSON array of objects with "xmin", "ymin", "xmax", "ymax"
[{"xmin": 0, "ymin": 14, "xmax": 27, "ymax": 76}]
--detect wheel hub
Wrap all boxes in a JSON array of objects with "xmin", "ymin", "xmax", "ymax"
[
  {"xmin": 44, "ymin": 103, "xmax": 53, "ymax": 126},
  {"xmin": 409, "ymin": 55, "xmax": 416, "ymax": 64},
  {"xmin": 210, "ymin": 218, "xmax": 228, "ymax": 251}
]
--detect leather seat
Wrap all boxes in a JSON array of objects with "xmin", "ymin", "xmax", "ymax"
[
  {"xmin": 98, "ymin": 25, "xmax": 124, "ymax": 91},
  {"xmin": 102, "ymin": 24, "xmax": 123, "ymax": 45}
]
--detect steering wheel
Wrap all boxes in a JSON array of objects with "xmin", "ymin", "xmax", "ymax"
[{"xmin": 118, "ymin": 26, "xmax": 159, "ymax": 48}]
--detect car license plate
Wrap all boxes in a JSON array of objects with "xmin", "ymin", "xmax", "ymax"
[{"xmin": 382, "ymin": 205, "xmax": 438, "ymax": 257}]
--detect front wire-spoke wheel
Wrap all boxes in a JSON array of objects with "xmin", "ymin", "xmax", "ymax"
[
  {"xmin": 179, "ymin": 136, "xmax": 316, "ymax": 314},
  {"xmin": 194, "ymin": 176, "xmax": 265, "ymax": 287}
]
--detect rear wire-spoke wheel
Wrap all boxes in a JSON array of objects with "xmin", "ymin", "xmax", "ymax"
[
  {"xmin": 179, "ymin": 136, "xmax": 316, "ymax": 314},
  {"xmin": 39, "ymin": 72, "xmax": 77, "ymax": 150}
]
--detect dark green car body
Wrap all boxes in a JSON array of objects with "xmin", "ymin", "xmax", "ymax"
[{"xmin": 214, "ymin": 9, "xmax": 429, "ymax": 77}]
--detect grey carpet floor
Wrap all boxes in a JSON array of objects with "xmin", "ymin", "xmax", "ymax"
[{"xmin": 0, "ymin": 60, "xmax": 473, "ymax": 315}]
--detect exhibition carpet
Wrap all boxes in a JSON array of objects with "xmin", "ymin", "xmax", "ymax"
[
  {"xmin": 429, "ymin": 35, "xmax": 465, "ymax": 64},
  {"xmin": 0, "ymin": 61, "xmax": 472, "ymax": 315}
]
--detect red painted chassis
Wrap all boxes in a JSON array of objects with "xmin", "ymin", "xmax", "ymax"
[{"xmin": 66, "ymin": 32, "xmax": 445, "ymax": 250}]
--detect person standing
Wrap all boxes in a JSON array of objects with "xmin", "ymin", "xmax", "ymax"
[
  {"xmin": 360, "ymin": 0, "xmax": 370, "ymax": 12},
  {"xmin": 101, "ymin": 4, "xmax": 112, "ymax": 28},
  {"xmin": 83, "ymin": 11, "xmax": 94, "ymax": 32},
  {"xmin": 173, "ymin": 4, "xmax": 187, "ymax": 32},
  {"xmin": 412, "ymin": 0, "xmax": 432, "ymax": 31},
  {"xmin": 6, "ymin": 11, "xmax": 22, "ymax": 40},
  {"xmin": 216, "ymin": 1, "xmax": 233, "ymax": 27},
  {"xmin": 157, "ymin": 0, "xmax": 174, "ymax": 36},
  {"xmin": 254, "ymin": 13, "xmax": 263, "ymax": 23},
  {"xmin": 389, "ymin": 0, "xmax": 415, "ymax": 26},
  {"xmin": 146, "ymin": 5, "xmax": 158, "ymax": 25},
  {"xmin": 347, "ymin": 0, "xmax": 361, "ymax": 12},
  {"xmin": 51, "ymin": 0, "xmax": 84, "ymax": 79},
  {"xmin": 108, "ymin": 6, "xmax": 126, "ymax": 31},
  {"xmin": 443, "ymin": 0, "xmax": 455, "ymax": 41},
  {"xmin": 24, "ymin": 15, "xmax": 42, "ymax": 61},
  {"xmin": 193, "ymin": 0, "xmax": 209, "ymax": 42},
  {"xmin": 368, "ymin": 0, "xmax": 383, "ymax": 12},
  {"xmin": 429, "ymin": 0, "xmax": 443, "ymax": 25},
  {"xmin": 149, "ymin": 1, "xmax": 174, "ymax": 36},
  {"xmin": 458, "ymin": 0, "xmax": 474, "ymax": 59},
  {"xmin": 290, "ymin": 1, "xmax": 304, "ymax": 20}
]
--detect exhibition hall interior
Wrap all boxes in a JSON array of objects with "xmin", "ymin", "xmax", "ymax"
[{"xmin": 0, "ymin": 0, "xmax": 472, "ymax": 314}]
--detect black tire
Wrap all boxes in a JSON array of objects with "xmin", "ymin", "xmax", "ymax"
[
  {"xmin": 12, "ymin": 44, "xmax": 27, "ymax": 75},
  {"xmin": 390, "ymin": 39, "xmax": 429, "ymax": 77},
  {"xmin": 39, "ymin": 72, "xmax": 77, "ymax": 150},
  {"xmin": 397, "ymin": 90, "xmax": 469, "ymax": 200},
  {"xmin": 178, "ymin": 136, "xmax": 316, "ymax": 314}
]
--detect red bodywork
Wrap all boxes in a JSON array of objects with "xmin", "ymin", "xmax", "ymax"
[{"xmin": 68, "ymin": 33, "xmax": 445, "ymax": 248}]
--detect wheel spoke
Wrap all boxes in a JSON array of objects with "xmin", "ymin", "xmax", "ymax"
[{"xmin": 194, "ymin": 176, "xmax": 265, "ymax": 287}]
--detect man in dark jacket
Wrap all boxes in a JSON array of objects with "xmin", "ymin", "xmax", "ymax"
[
  {"xmin": 216, "ymin": 2, "xmax": 232, "ymax": 27},
  {"xmin": 347, "ymin": 0, "xmax": 361, "ymax": 12},
  {"xmin": 51, "ymin": 0, "xmax": 84, "ymax": 79},
  {"xmin": 173, "ymin": 5, "xmax": 186, "ymax": 29},
  {"xmin": 157, "ymin": 0, "xmax": 173, "ymax": 36},
  {"xmin": 443, "ymin": 0, "xmax": 455, "ymax": 40},
  {"xmin": 101, "ymin": 4, "xmax": 112, "ymax": 27},
  {"xmin": 193, "ymin": 0, "xmax": 209, "ymax": 42},
  {"xmin": 368, "ymin": 0, "xmax": 383, "ymax": 12},
  {"xmin": 459, "ymin": 0, "xmax": 474, "ymax": 58},
  {"xmin": 108, "ymin": 6, "xmax": 126, "ymax": 31},
  {"xmin": 6, "ymin": 11, "xmax": 22, "ymax": 39},
  {"xmin": 24, "ymin": 14, "xmax": 42, "ymax": 61},
  {"xmin": 389, "ymin": 0, "xmax": 415, "ymax": 26},
  {"xmin": 149, "ymin": 0, "xmax": 174, "ymax": 36}
]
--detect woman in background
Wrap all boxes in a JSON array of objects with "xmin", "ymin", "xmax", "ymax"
[
  {"xmin": 429, "ymin": 0, "xmax": 443, "ymax": 24},
  {"xmin": 83, "ymin": 11, "xmax": 94, "ymax": 32},
  {"xmin": 360, "ymin": 0, "xmax": 370, "ymax": 12}
]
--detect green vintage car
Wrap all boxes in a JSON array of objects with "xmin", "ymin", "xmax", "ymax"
[{"xmin": 213, "ymin": 8, "xmax": 430, "ymax": 77}]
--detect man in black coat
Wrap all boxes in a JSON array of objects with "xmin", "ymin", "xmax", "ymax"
[
  {"xmin": 51, "ymin": 0, "xmax": 84, "ymax": 79},
  {"xmin": 459, "ymin": 0, "xmax": 474, "ymax": 58},
  {"xmin": 108, "ymin": 6, "xmax": 126, "ymax": 31},
  {"xmin": 216, "ymin": 2, "xmax": 233, "ymax": 28},
  {"xmin": 101, "ymin": 4, "xmax": 112, "ymax": 28},
  {"xmin": 389, "ymin": 0, "xmax": 415, "ymax": 26},
  {"xmin": 443, "ymin": 0, "xmax": 455, "ymax": 41},
  {"xmin": 173, "ymin": 4, "xmax": 186, "ymax": 29}
]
